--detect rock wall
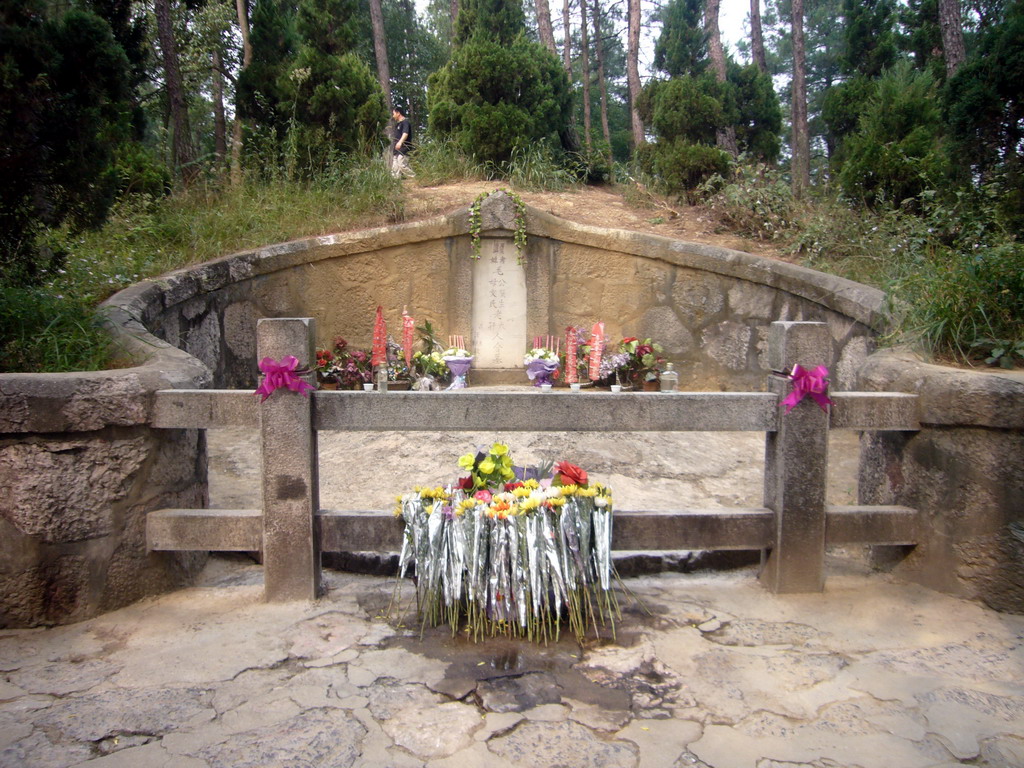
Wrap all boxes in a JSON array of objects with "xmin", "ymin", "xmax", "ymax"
[
  {"xmin": 135, "ymin": 192, "xmax": 887, "ymax": 391},
  {"xmin": 0, "ymin": 191, "xmax": 934, "ymax": 627},
  {"xmin": 0, "ymin": 329, "xmax": 210, "ymax": 627},
  {"xmin": 858, "ymin": 350, "xmax": 1024, "ymax": 613}
]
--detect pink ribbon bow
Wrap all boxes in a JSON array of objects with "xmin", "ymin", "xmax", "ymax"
[
  {"xmin": 254, "ymin": 356, "xmax": 316, "ymax": 402},
  {"xmin": 780, "ymin": 364, "xmax": 834, "ymax": 414}
]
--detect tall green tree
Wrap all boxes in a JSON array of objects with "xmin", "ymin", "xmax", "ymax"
[
  {"xmin": 427, "ymin": 0, "xmax": 572, "ymax": 165},
  {"xmin": 654, "ymin": 0, "xmax": 707, "ymax": 77},
  {"xmin": 236, "ymin": 0, "xmax": 387, "ymax": 171},
  {"xmin": 945, "ymin": 0, "xmax": 1024, "ymax": 223},
  {"xmin": 0, "ymin": 0, "xmax": 133, "ymax": 284}
]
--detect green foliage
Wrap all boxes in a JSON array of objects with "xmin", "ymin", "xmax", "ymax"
[
  {"xmin": 654, "ymin": 0, "xmax": 708, "ymax": 77},
  {"xmin": 641, "ymin": 77, "xmax": 725, "ymax": 146},
  {"xmin": 454, "ymin": 0, "xmax": 526, "ymax": 46},
  {"xmin": 503, "ymin": 145, "xmax": 579, "ymax": 191},
  {"xmin": 820, "ymin": 75, "xmax": 878, "ymax": 163},
  {"xmin": 427, "ymin": 34, "xmax": 572, "ymax": 167},
  {"xmin": 728, "ymin": 62, "xmax": 783, "ymax": 162},
  {"xmin": 943, "ymin": 0, "xmax": 1024, "ymax": 227},
  {"xmin": 0, "ymin": 1, "xmax": 133, "ymax": 285},
  {"xmin": 0, "ymin": 285, "xmax": 113, "ymax": 373},
  {"xmin": 841, "ymin": 0, "xmax": 899, "ymax": 77},
  {"xmin": 235, "ymin": 0, "xmax": 387, "ymax": 173},
  {"xmin": 2, "ymin": 161, "xmax": 405, "ymax": 373},
  {"xmin": 838, "ymin": 62, "xmax": 944, "ymax": 206},
  {"xmin": 409, "ymin": 138, "xmax": 488, "ymax": 185},
  {"xmin": 704, "ymin": 165, "xmax": 1024, "ymax": 365},
  {"xmin": 699, "ymin": 165, "xmax": 797, "ymax": 240},
  {"xmin": 635, "ymin": 140, "xmax": 731, "ymax": 201}
]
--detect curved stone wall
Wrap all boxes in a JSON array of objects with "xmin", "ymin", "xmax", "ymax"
[
  {"xmin": 0, "ymin": 323, "xmax": 210, "ymax": 627},
  {"xmin": 133, "ymin": 191, "xmax": 887, "ymax": 391},
  {"xmin": 857, "ymin": 349, "xmax": 1024, "ymax": 613},
  {"xmin": 0, "ymin": 192, "xmax": 910, "ymax": 627}
]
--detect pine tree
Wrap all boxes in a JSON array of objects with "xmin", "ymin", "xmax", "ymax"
[{"xmin": 428, "ymin": 0, "xmax": 572, "ymax": 165}]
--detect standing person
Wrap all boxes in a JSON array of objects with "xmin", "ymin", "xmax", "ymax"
[{"xmin": 391, "ymin": 105, "xmax": 414, "ymax": 178}]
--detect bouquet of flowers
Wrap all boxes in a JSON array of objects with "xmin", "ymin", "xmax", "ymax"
[
  {"xmin": 442, "ymin": 346, "xmax": 473, "ymax": 390},
  {"xmin": 315, "ymin": 337, "xmax": 373, "ymax": 389},
  {"xmin": 523, "ymin": 347, "xmax": 560, "ymax": 386},
  {"xmin": 395, "ymin": 443, "xmax": 618, "ymax": 642}
]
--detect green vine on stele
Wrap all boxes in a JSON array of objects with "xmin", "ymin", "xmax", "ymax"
[{"xmin": 468, "ymin": 188, "xmax": 528, "ymax": 265}]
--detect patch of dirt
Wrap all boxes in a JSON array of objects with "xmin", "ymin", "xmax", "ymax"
[{"xmin": 399, "ymin": 179, "xmax": 789, "ymax": 261}]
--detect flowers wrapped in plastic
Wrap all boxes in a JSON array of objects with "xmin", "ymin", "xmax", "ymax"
[
  {"xmin": 394, "ymin": 443, "xmax": 619, "ymax": 642},
  {"xmin": 523, "ymin": 347, "xmax": 560, "ymax": 386}
]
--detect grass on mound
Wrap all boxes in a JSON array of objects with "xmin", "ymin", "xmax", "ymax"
[{"xmin": 1, "ymin": 160, "xmax": 405, "ymax": 373}]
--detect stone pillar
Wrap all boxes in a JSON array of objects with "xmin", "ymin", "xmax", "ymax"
[
  {"xmin": 760, "ymin": 321, "xmax": 832, "ymax": 593},
  {"xmin": 257, "ymin": 318, "xmax": 321, "ymax": 601}
]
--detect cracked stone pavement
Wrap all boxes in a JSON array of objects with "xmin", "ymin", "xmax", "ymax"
[{"xmin": 2, "ymin": 553, "xmax": 1023, "ymax": 768}]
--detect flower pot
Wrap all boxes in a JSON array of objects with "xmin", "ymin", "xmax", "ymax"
[
  {"xmin": 389, "ymin": 380, "xmax": 412, "ymax": 391},
  {"xmin": 642, "ymin": 380, "xmax": 660, "ymax": 392},
  {"xmin": 319, "ymin": 381, "xmax": 339, "ymax": 390}
]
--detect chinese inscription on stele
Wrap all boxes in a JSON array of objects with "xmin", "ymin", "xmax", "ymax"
[{"xmin": 471, "ymin": 238, "xmax": 527, "ymax": 368}]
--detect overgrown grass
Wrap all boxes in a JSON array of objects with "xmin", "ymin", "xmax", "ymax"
[
  {"xmin": 500, "ymin": 145, "xmax": 579, "ymax": 192},
  {"xmin": 411, "ymin": 140, "xmax": 581, "ymax": 192},
  {"xmin": 703, "ymin": 165, "xmax": 1024, "ymax": 365},
  {"xmin": 0, "ymin": 158, "xmax": 404, "ymax": 373},
  {"xmin": 410, "ymin": 138, "xmax": 488, "ymax": 186}
]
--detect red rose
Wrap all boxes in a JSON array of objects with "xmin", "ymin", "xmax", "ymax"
[
  {"xmin": 554, "ymin": 461, "xmax": 588, "ymax": 487},
  {"xmin": 457, "ymin": 476, "xmax": 474, "ymax": 491},
  {"xmin": 504, "ymin": 481, "xmax": 524, "ymax": 492}
]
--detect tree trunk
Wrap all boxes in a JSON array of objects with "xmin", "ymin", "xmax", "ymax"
[
  {"xmin": 369, "ymin": 0, "xmax": 392, "ymax": 111},
  {"xmin": 627, "ymin": 0, "xmax": 643, "ymax": 148},
  {"xmin": 750, "ymin": 0, "xmax": 767, "ymax": 73},
  {"xmin": 580, "ymin": 0, "xmax": 592, "ymax": 149},
  {"xmin": 230, "ymin": 0, "xmax": 253, "ymax": 187},
  {"xmin": 592, "ymin": 0, "xmax": 612, "ymax": 162},
  {"xmin": 154, "ymin": 0, "xmax": 197, "ymax": 185},
  {"xmin": 562, "ymin": 0, "xmax": 572, "ymax": 76},
  {"xmin": 790, "ymin": 0, "xmax": 810, "ymax": 195},
  {"xmin": 212, "ymin": 49, "xmax": 227, "ymax": 172},
  {"xmin": 938, "ymin": 0, "xmax": 966, "ymax": 77},
  {"xmin": 705, "ymin": 0, "xmax": 738, "ymax": 156},
  {"xmin": 451, "ymin": 0, "xmax": 458, "ymax": 39},
  {"xmin": 536, "ymin": 0, "xmax": 557, "ymax": 54}
]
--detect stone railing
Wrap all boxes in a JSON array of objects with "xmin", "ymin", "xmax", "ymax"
[{"xmin": 148, "ymin": 318, "xmax": 921, "ymax": 601}]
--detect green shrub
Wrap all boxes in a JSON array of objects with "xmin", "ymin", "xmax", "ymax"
[
  {"xmin": 635, "ymin": 139, "xmax": 731, "ymax": 201},
  {"xmin": 700, "ymin": 165, "xmax": 796, "ymax": 240},
  {"xmin": 427, "ymin": 35, "xmax": 572, "ymax": 167},
  {"xmin": 838, "ymin": 62, "xmax": 945, "ymax": 208}
]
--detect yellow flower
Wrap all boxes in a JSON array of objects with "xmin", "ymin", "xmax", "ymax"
[
  {"xmin": 547, "ymin": 496, "xmax": 566, "ymax": 508},
  {"xmin": 558, "ymin": 484, "xmax": 578, "ymax": 496},
  {"xmin": 576, "ymin": 486, "xmax": 598, "ymax": 497},
  {"xmin": 458, "ymin": 453, "xmax": 476, "ymax": 470},
  {"xmin": 511, "ymin": 486, "xmax": 532, "ymax": 498},
  {"xmin": 479, "ymin": 457, "xmax": 496, "ymax": 475},
  {"xmin": 491, "ymin": 443, "xmax": 509, "ymax": 457},
  {"xmin": 524, "ymin": 478, "xmax": 540, "ymax": 489},
  {"xmin": 520, "ymin": 496, "xmax": 541, "ymax": 511}
]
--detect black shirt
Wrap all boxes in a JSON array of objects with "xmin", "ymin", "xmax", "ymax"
[{"xmin": 393, "ymin": 118, "xmax": 411, "ymax": 155}]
